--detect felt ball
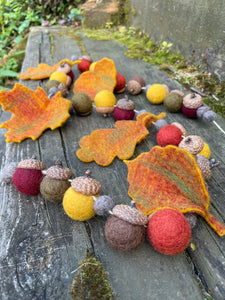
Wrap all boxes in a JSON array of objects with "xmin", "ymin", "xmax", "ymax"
[
  {"xmin": 198, "ymin": 142, "xmax": 211, "ymax": 159},
  {"xmin": 184, "ymin": 213, "xmax": 198, "ymax": 229},
  {"xmin": 89, "ymin": 61, "xmax": 97, "ymax": 71},
  {"xmin": 196, "ymin": 154, "xmax": 212, "ymax": 180},
  {"xmin": 71, "ymin": 93, "xmax": 93, "ymax": 116},
  {"xmin": 196, "ymin": 106, "xmax": 209, "ymax": 118},
  {"xmin": 153, "ymin": 119, "xmax": 168, "ymax": 131},
  {"xmin": 94, "ymin": 90, "xmax": 116, "ymax": 108},
  {"xmin": 50, "ymin": 71, "xmax": 67, "ymax": 84},
  {"xmin": 48, "ymin": 86, "xmax": 58, "ymax": 98},
  {"xmin": 46, "ymin": 80, "xmax": 60, "ymax": 92},
  {"xmin": 0, "ymin": 162, "xmax": 18, "ymax": 184},
  {"xmin": 105, "ymin": 215, "xmax": 146, "ymax": 252},
  {"xmin": 163, "ymin": 93, "xmax": 183, "ymax": 112},
  {"xmin": 77, "ymin": 58, "xmax": 91, "ymax": 73},
  {"xmin": 182, "ymin": 105, "xmax": 198, "ymax": 118},
  {"xmin": 202, "ymin": 110, "xmax": 217, "ymax": 123},
  {"xmin": 146, "ymin": 84, "xmax": 167, "ymax": 104},
  {"xmin": 114, "ymin": 73, "xmax": 126, "ymax": 93},
  {"xmin": 171, "ymin": 122, "xmax": 187, "ymax": 137},
  {"xmin": 63, "ymin": 187, "xmax": 97, "ymax": 221},
  {"xmin": 67, "ymin": 70, "xmax": 75, "ymax": 82},
  {"xmin": 113, "ymin": 107, "xmax": 135, "ymax": 121},
  {"xmin": 93, "ymin": 195, "xmax": 115, "ymax": 216},
  {"xmin": 40, "ymin": 177, "xmax": 71, "ymax": 203},
  {"xmin": 157, "ymin": 124, "xmax": 183, "ymax": 147},
  {"xmin": 147, "ymin": 209, "xmax": 191, "ymax": 255},
  {"xmin": 13, "ymin": 168, "xmax": 44, "ymax": 195}
]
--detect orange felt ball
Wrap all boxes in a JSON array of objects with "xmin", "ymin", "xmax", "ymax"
[
  {"xmin": 147, "ymin": 209, "xmax": 191, "ymax": 255},
  {"xmin": 157, "ymin": 124, "xmax": 183, "ymax": 147}
]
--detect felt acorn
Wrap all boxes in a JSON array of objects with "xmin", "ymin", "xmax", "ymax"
[
  {"xmin": 182, "ymin": 93, "xmax": 203, "ymax": 118},
  {"xmin": 94, "ymin": 90, "xmax": 117, "ymax": 117},
  {"xmin": 105, "ymin": 203, "xmax": 148, "ymax": 252},
  {"xmin": 196, "ymin": 155, "xmax": 220, "ymax": 181},
  {"xmin": 114, "ymin": 73, "xmax": 126, "ymax": 93},
  {"xmin": 12, "ymin": 155, "xmax": 46, "ymax": 195},
  {"xmin": 127, "ymin": 75, "xmax": 145, "ymax": 95},
  {"xmin": 93, "ymin": 195, "xmax": 115, "ymax": 216},
  {"xmin": 146, "ymin": 84, "xmax": 167, "ymax": 104},
  {"xmin": 157, "ymin": 124, "xmax": 183, "ymax": 147},
  {"xmin": 71, "ymin": 92, "xmax": 93, "ymax": 116},
  {"xmin": 170, "ymin": 89, "xmax": 185, "ymax": 97},
  {"xmin": 63, "ymin": 170, "xmax": 101, "ymax": 221},
  {"xmin": 178, "ymin": 135, "xmax": 204, "ymax": 156},
  {"xmin": 147, "ymin": 208, "xmax": 191, "ymax": 255},
  {"xmin": 40, "ymin": 159, "xmax": 73, "ymax": 203},
  {"xmin": 171, "ymin": 122, "xmax": 188, "ymax": 137},
  {"xmin": 163, "ymin": 92, "xmax": 183, "ymax": 113},
  {"xmin": 113, "ymin": 95, "xmax": 135, "ymax": 121},
  {"xmin": 77, "ymin": 55, "xmax": 92, "ymax": 73}
]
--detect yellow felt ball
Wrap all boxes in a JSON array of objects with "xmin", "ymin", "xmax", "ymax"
[
  {"xmin": 146, "ymin": 84, "xmax": 167, "ymax": 104},
  {"xmin": 89, "ymin": 61, "xmax": 97, "ymax": 71},
  {"xmin": 198, "ymin": 142, "xmax": 211, "ymax": 159},
  {"xmin": 94, "ymin": 90, "xmax": 116, "ymax": 107},
  {"xmin": 50, "ymin": 71, "xmax": 67, "ymax": 84},
  {"xmin": 63, "ymin": 187, "xmax": 97, "ymax": 221}
]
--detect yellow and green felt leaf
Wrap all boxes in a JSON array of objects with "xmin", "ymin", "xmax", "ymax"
[{"xmin": 125, "ymin": 145, "xmax": 225, "ymax": 236}]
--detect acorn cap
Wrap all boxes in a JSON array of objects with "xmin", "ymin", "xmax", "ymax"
[
  {"xmin": 179, "ymin": 135, "xmax": 204, "ymax": 155},
  {"xmin": 116, "ymin": 95, "xmax": 135, "ymax": 111},
  {"xmin": 112, "ymin": 204, "xmax": 148, "ymax": 225},
  {"xmin": 127, "ymin": 80, "xmax": 142, "ymax": 95},
  {"xmin": 130, "ymin": 75, "xmax": 146, "ymax": 87},
  {"xmin": 81, "ymin": 55, "xmax": 93, "ymax": 63},
  {"xmin": 196, "ymin": 155, "xmax": 212, "ymax": 180},
  {"xmin": 71, "ymin": 170, "xmax": 101, "ymax": 195},
  {"xmin": 171, "ymin": 122, "xmax": 187, "ymax": 137},
  {"xmin": 183, "ymin": 93, "xmax": 203, "ymax": 109},
  {"xmin": 18, "ymin": 156, "xmax": 46, "ymax": 170},
  {"xmin": 46, "ymin": 159, "xmax": 73, "ymax": 180},
  {"xmin": 170, "ymin": 89, "xmax": 185, "ymax": 97}
]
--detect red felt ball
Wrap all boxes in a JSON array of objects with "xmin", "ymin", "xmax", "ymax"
[
  {"xmin": 156, "ymin": 124, "xmax": 183, "ymax": 147},
  {"xmin": 182, "ymin": 104, "xmax": 198, "ymax": 118},
  {"xmin": 77, "ymin": 58, "xmax": 91, "ymax": 73},
  {"xmin": 13, "ymin": 168, "xmax": 44, "ymax": 195},
  {"xmin": 114, "ymin": 73, "xmax": 126, "ymax": 93},
  {"xmin": 67, "ymin": 70, "xmax": 75, "ymax": 82},
  {"xmin": 147, "ymin": 209, "xmax": 191, "ymax": 255},
  {"xmin": 113, "ymin": 107, "xmax": 135, "ymax": 120}
]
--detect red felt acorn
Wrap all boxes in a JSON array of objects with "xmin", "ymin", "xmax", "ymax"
[
  {"xmin": 147, "ymin": 208, "xmax": 191, "ymax": 255},
  {"xmin": 157, "ymin": 124, "xmax": 183, "ymax": 147},
  {"xmin": 114, "ymin": 73, "xmax": 126, "ymax": 93},
  {"xmin": 77, "ymin": 56, "xmax": 92, "ymax": 73},
  {"xmin": 113, "ymin": 95, "xmax": 135, "ymax": 121},
  {"xmin": 182, "ymin": 93, "xmax": 203, "ymax": 118},
  {"xmin": 12, "ymin": 155, "xmax": 46, "ymax": 195}
]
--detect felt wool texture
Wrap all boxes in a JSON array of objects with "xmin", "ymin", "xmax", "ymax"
[
  {"xmin": 163, "ymin": 93, "xmax": 183, "ymax": 113},
  {"xmin": 77, "ymin": 58, "xmax": 91, "ymax": 73},
  {"xmin": 94, "ymin": 90, "xmax": 116, "ymax": 108},
  {"xmin": 182, "ymin": 105, "xmax": 198, "ymax": 118},
  {"xmin": 93, "ymin": 195, "xmax": 115, "ymax": 216},
  {"xmin": 105, "ymin": 215, "xmax": 146, "ymax": 252},
  {"xmin": 125, "ymin": 145, "xmax": 225, "ymax": 236},
  {"xmin": 49, "ymin": 71, "xmax": 67, "ymax": 83},
  {"xmin": 0, "ymin": 84, "xmax": 71, "ymax": 142},
  {"xmin": 147, "ymin": 209, "xmax": 191, "ymax": 255},
  {"xmin": 71, "ymin": 93, "xmax": 93, "ymax": 116},
  {"xmin": 114, "ymin": 73, "xmax": 126, "ymax": 93},
  {"xmin": 76, "ymin": 112, "xmax": 166, "ymax": 166},
  {"xmin": 157, "ymin": 124, "xmax": 183, "ymax": 147},
  {"xmin": 18, "ymin": 59, "xmax": 81, "ymax": 80},
  {"xmin": 13, "ymin": 168, "xmax": 44, "ymax": 195},
  {"xmin": 63, "ymin": 187, "xmax": 97, "ymax": 221},
  {"xmin": 40, "ymin": 177, "xmax": 71, "ymax": 203},
  {"xmin": 198, "ymin": 142, "xmax": 211, "ymax": 159},
  {"xmin": 146, "ymin": 84, "xmax": 167, "ymax": 104},
  {"xmin": 73, "ymin": 58, "xmax": 117, "ymax": 101},
  {"xmin": 113, "ymin": 107, "xmax": 135, "ymax": 121}
]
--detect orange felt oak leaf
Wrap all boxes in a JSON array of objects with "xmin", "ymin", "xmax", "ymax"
[
  {"xmin": 18, "ymin": 59, "xmax": 81, "ymax": 80},
  {"xmin": 125, "ymin": 145, "xmax": 225, "ymax": 236},
  {"xmin": 76, "ymin": 112, "xmax": 166, "ymax": 166},
  {"xmin": 73, "ymin": 57, "xmax": 117, "ymax": 100},
  {"xmin": 0, "ymin": 83, "xmax": 71, "ymax": 142}
]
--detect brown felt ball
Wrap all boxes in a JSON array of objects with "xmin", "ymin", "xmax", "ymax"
[
  {"xmin": 147, "ymin": 209, "xmax": 191, "ymax": 255},
  {"xmin": 71, "ymin": 93, "xmax": 93, "ymax": 116},
  {"xmin": 163, "ymin": 93, "xmax": 183, "ymax": 112},
  {"xmin": 40, "ymin": 177, "xmax": 71, "ymax": 203},
  {"xmin": 104, "ymin": 215, "xmax": 146, "ymax": 252}
]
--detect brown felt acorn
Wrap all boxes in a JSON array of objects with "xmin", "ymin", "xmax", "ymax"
[
  {"xmin": 40, "ymin": 159, "xmax": 73, "ymax": 203},
  {"xmin": 113, "ymin": 95, "xmax": 135, "ymax": 121},
  {"xmin": 63, "ymin": 170, "xmax": 101, "ymax": 221},
  {"xmin": 163, "ymin": 93, "xmax": 183, "ymax": 113},
  {"xmin": 104, "ymin": 203, "xmax": 148, "ymax": 252},
  {"xmin": 196, "ymin": 155, "xmax": 220, "ymax": 181},
  {"xmin": 178, "ymin": 135, "xmax": 204, "ymax": 156},
  {"xmin": 12, "ymin": 155, "xmax": 46, "ymax": 195},
  {"xmin": 71, "ymin": 92, "xmax": 93, "ymax": 116},
  {"xmin": 126, "ymin": 75, "xmax": 145, "ymax": 95},
  {"xmin": 182, "ymin": 93, "xmax": 203, "ymax": 118}
]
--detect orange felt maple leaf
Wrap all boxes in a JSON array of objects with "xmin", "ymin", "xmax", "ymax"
[
  {"xmin": 76, "ymin": 112, "xmax": 166, "ymax": 166},
  {"xmin": 0, "ymin": 83, "xmax": 71, "ymax": 142},
  {"xmin": 73, "ymin": 57, "xmax": 117, "ymax": 100},
  {"xmin": 18, "ymin": 59, "xmax": 80, "ymax": 80},
  {"xmin": 125, "ymin": 145, "xmax": 225, "ymax": 236}
]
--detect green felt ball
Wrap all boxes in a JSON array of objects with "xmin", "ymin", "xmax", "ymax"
[
  {"xmin": 163, "ymin": 93, "xmax": 183, "ymax": 113},
  {"xmin": 71, "ymin": 93, "xmax": 93, "ymax": 116},
  {"xmin": 45, "ymin": 80, "xmax": 60, "ymax": 92},
  {"xmin": 40, "ymin": 176, "xmax": 71, "ymax": 204}
]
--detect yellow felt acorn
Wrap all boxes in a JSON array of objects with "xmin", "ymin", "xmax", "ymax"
[
  {"xmin": 63, "ymin": 170, "xmax": 102, "ymax": 221},
  {"xmin": 94, "ymin": 90, "xmax": 117, "ymax": 117},
  {"xmin": 146, "ymin": 83, "xmax": 167, "ymax": 104}
]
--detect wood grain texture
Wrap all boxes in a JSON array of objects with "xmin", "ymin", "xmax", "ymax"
[{"xmin": 0, "ymin": 26, "xmax": 225, "ymax": 300}]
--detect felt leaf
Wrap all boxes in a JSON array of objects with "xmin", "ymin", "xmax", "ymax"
[
  {"xmin": 73, "ymin": 57, "xmax": 117, "ymax": 100},
  {"xmin": 76, "ymin": 112, "xmax": 166, "ymax": 166},
  {"xmin": 125, "ymin": 145, "xmax": 225, "ymax": 236},
  {"xmin": 0, "ymin": 83, "xmax": 71, "ymax": 142},
  {"xmin": 18, "ymin": 59, "xmax": 80, "ymax": 80}
]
